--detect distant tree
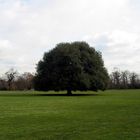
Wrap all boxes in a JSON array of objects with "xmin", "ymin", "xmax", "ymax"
[
  {"xmin": 110, "ymin": 68, "xmax": 121, "ymax": 89},
  {"xmin": 129, "ymin": 72, "xmax": 139, "ymax": 89},
  {"xmin": 14, "ymin": 76, "xmax": 26, "ymax": 90},
  {"xmin": 34, "ymin": 41, "xmax": 109, "ymax": 95},
  {"xmin": 5, "ymin": 68, "xmax": 18, "ymax": 90},
  {"xmin": 109, "ymin": 68, "xmax": 140, "ymax": 89},
  {"xmin": 0, "ymin": 78, "xmax": 7, "ymax": 90},
  {"xmin": 15, "ymin": 72, "xmax": 34, "ymax": 90},
  {"xmin": 120, "ymin": 71, "xmax": 129, "ymax": 89},
  {"xmin": 22, "ymin": 72, "xmax": 34, "ymax": 90}
]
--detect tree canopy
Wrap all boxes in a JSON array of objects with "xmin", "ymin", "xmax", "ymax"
[{"xmin": 34, "ymin": 41, "xmax": 109, "ymax": 95}]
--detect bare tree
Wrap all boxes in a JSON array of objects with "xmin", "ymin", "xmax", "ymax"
[
  {"xmin": 14, "ymin": 72, "xmax": 34, "ymax": 90},
  {"xmin": 109, "ymin": 68, "xmax": 140, "ymax": 89},
  {"xmin": 121, "ymin": 71, "xmax": 129, "ymax": 89},
  {"xmin": 22, "ymin": 72, "xmax": 34, "ymax": 90},
  {"xmin": 0, "ymin": 78, "xmax": 7, "ymax": 90},
  {"xmin": 129, "ymin": 72, "xmax": 139, "ymax": 88},
  {"xmin": 5, "ymin": 68, "xmax": 18, "ymax": 90},
  {"xmin": 110, "ymin": 68, "xmax": 121, "ymax": 89}
]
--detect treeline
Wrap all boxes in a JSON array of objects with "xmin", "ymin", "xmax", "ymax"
[
  {"xmin": 0, "ymin": 69, "xmax": 34, "ymax": 90},
  {"xmin": 109, "ymin": 68, "xmax": 140, "ymax": 89},
  {"xmin": 0, "ymin": 68, "xmax": 140, "ymax": 90}
]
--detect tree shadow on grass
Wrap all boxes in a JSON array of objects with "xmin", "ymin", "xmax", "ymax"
[
  {"xmin": 33, "ymin": 93, "xmax": 99, "ymax": 97},
  {"xmin": 0, "ymin": 92, "xmax": 99, "ymax": 97}
]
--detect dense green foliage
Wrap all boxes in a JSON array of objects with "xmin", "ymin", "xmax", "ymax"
[
  {"xmin": 0, "ymin": 90, "xmax": 140, "ymax": 140},
  {"xmin": 34, "ymin": 42, "xmax": 109, "ymax": 94}
]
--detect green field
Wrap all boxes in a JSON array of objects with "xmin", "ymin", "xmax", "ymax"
[{"xmin": 0, "ymin": 90, "xmax": 140, "ymax": 140}]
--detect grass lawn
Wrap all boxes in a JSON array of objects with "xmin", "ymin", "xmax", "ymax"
[{"xmin": 0, "ymin": 90, "xmax": 140, "ymax": 140}]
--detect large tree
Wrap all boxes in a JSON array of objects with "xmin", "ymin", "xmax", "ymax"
[{"xmin": 34, "ymin": 42, "xmax": 109, "ymax": 95}]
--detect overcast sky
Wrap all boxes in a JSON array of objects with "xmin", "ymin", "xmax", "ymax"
[{"xmin": 0, "ymin": 0, "xmax": 140, "ymax": 75}]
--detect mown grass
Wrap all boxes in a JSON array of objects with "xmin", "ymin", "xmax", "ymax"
[{"xmin": 0, "ymin": 90, "xmax": 140, "ymax": 140}]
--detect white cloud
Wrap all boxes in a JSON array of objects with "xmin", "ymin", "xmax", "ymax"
[
  {"xmin": 0, "ymin": 0, "xmax": 140, "ymax": 75},
  {"xmin": 95, "ymin": 30, "xmax": 140, "ymax": 73}
]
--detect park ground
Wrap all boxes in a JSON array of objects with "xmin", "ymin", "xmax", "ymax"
[{"xmin": 0, "ymin": 90, "xmax": 140, "ymax": 140}]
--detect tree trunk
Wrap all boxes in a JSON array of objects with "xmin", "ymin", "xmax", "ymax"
[
  {"xmin": 67, "ymin": 89, "xmax": 72, "ymax": 96},
  {"xmin": 8, "ymin": 82, "xmax": 11, "ymax": 90}
]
